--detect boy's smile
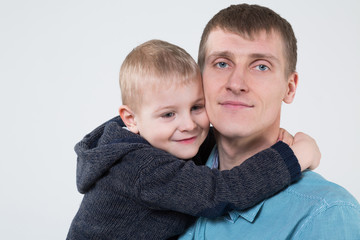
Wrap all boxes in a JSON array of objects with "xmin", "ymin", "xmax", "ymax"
[{"xmin": 132, "ymin": 76, "xmax": 210, "ymax": 159}]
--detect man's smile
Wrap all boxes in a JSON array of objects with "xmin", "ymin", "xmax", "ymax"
[{"xmin": 219, "ymin": 100, "xmax": 254, "ymax": 109}]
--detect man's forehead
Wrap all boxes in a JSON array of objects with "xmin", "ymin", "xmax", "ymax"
[
  {"xmin": 209, "ymin": 26, "xmax": 281, "ymax": 40},
  {"xmin": 205, "ymin": 29, "xmax": 284, "ymax": 58}
]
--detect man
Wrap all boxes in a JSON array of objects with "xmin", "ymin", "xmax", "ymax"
[{"xmin": 180, "ymin": 4, "xmax": 360, "ymax": 239}]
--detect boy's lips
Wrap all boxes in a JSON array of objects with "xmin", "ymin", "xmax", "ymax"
[{"xmin": 174, "ymin": 136, "xmax": 197, "ymax": 144}]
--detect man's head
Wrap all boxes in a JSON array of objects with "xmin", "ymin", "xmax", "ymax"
[
  {"xmin": 198, "ymin": 4, "xmax": 297, "ymax": 77},
  {"xmin": 199, "ymin": 4, "xmax": 298, "ymax": 146},
  {"xmin": 119, "ymin": 40, "xmax": 209, "ymax": 159}
]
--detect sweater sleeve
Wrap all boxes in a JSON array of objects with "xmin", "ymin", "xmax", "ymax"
[{"xmin": 131, "ymin": 141, "xmax": 301, "ymax": 218}]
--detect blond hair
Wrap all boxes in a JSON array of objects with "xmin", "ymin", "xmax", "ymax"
[{"xmin": 119, "ymin": 39, "xmax": 200, "ymax": 111}]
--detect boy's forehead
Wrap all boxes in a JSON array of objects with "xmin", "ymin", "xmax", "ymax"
[
  {"xmin": 140, "ymin": 75, "xmax": 204, "ymax": 104},
  {"xmin": 147, "ymin": 72, "xmax": 202, "ymax": 88}
]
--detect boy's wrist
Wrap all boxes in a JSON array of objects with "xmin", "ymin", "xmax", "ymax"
[{"xmin": 271, "ymin": 141, "xmax": 301, "ymax": 182}]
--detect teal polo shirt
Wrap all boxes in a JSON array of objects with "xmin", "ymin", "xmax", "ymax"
[{"xmin": 179, "ymin": 147, "xmax": 360, "ymax": 240}]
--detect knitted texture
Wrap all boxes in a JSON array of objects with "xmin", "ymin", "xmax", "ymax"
[
  {"xmin": 67, "ymin": 116, "xmax": 300, "ymax": 239},
  {"xmin": 271, "ymin": 141, "xmax": 301, "ymax": 182}
]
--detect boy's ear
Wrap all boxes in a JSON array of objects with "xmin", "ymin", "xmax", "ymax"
[
  {"xmin": 118, "ymin": 105, "xmax": 139, "ymax": 134},
  {"xmin": 283, "ymin": 72, "xmax": 298, "ymax": 104}
]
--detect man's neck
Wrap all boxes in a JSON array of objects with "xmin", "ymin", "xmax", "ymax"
[{"xmin": 215, "ymin": 127, "xmax": 280, "ymax": 170}]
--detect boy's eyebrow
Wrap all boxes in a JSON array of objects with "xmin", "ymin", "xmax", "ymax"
[
  {"xmin": 193, "ymin": 96, "xmax": 205, "ymax": 102},
  {"xmin": 153, "ymin": 97, "xmax": 205, "ymax": 113},
  {"xmin": 153, "ymin": 105, "xmax": 175, "ymax": 113}
]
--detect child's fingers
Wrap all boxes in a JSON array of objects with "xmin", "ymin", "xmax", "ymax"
[
  {"xmin": 278, "ymin": 128, "xmax": 285, "ymax": 141},
  {"xmin": 280, "ymin": 129, "xmax": 294, "ymax": 146}
]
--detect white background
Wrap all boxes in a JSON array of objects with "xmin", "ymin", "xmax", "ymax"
[{"xmin": 1, "ymin": 0, "xmax": 359, "ymax": 239}]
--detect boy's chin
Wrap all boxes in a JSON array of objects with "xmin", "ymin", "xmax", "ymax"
[{"xmin": 171, "ymin": 150, "xmax": 197, "ymax": 160}]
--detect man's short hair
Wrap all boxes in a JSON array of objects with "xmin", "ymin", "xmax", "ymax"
[
  {"xmin": 119, "ymin": 39, "xmax": 200, "ymax": 111},
  {"xmin": 198, "ymin": 4, "xmax": 297, "ymax": 76}
]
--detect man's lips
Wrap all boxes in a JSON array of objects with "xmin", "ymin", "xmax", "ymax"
[{"xmin": 219, "ymin": 101, "xmax": 254, "ymax": 108}]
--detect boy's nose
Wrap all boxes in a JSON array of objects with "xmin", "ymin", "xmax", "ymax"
[{"xmin": 179, "ymin": 115, "xmax": 197, "ymax": 132}]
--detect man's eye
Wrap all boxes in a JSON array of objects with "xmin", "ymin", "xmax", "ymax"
[
  {"xmin": 161, "ymin": 112, "xmax": 175, "ymax": 118},
  {"xmin": 216, "ymin": 62, "xmax": 229, "ymax": 68},
  {"xmin": 255, "ymin": 64, "xmax": 269, "ymax": 71}
]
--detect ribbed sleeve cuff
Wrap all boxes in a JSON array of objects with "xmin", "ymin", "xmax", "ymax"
[{"xmin": 271, "ymin": 141, "xmax": 301, "ymax": 182}]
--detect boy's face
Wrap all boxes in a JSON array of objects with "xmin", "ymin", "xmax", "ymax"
[{"xmin": 133, "ymin": 76, "xmax": 210, "ymax": 159}]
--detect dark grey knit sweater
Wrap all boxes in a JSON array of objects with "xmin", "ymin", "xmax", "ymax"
[{"xmin": 67, "ymin": 116, "xmax": 300, "ymax": 240}]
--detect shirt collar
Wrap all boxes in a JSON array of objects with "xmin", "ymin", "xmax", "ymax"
[
  {"xmin": 206, "ymin": 146, "xmax": 265, "ymax": 223},
  {"xmin": 205, "ymin": 146, "xmax": 219, "ymax": 169},
  {"xmin": 227, "ymin": 202, "xmax": 264, "ymax": 223}
]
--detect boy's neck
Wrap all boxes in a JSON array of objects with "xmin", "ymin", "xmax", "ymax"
[{"xmin": 215, "ymin": 127, "xmax": 280, "ymax": 171}]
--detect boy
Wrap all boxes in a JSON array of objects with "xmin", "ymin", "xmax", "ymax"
[{"xmin": 67, "ymin": 40, "xmax": 320, "ymax": 239}]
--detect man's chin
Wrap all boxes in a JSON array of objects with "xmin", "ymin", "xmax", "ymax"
[{"xmin": 214, "ymin": 125, "xmax": 255, "ymax": 140}]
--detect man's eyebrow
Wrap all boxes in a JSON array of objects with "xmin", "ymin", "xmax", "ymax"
[
  {"xmin": 207, "ymin": 51, "xmax": 280, "ymax": 64},
  {"xmin": 249, "ymin": 53, "xmax": 280, "ymax": 63},
  {"xmin": 207, "ymin": 51, "xmax": 234, "ymax": 59}
]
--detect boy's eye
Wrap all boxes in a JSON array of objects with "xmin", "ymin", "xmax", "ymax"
[
  {"xmin": 215, "ymin": 62, "xmax": 229, "ymax": 69},
  {"xmin": 191, "ymin": 105, "xmax": 204, "ymax": 112},
  {"xmin": 255, "ymin": 64, "xmax": 269, "ymax": 71},
  {"xmin": 161, "ymin": 112, "xmax": 175, "ymax": 118}
]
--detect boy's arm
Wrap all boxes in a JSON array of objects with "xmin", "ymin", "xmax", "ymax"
[
  {"xmin": 132, "ymin": 141, "xmax": 299, "ymax": 218},
  {"xmin": 278, "ymin": 129, "xmax": 321, "ymax": 171},
  {"xmin": 110, "ymin": 118, "xmax": 319, "ymax": 218}
]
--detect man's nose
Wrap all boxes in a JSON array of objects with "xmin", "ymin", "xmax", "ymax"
[
  {"xmin": 178, "ymin": 114, "xmax": 197, "ymax": 132},
  {"xmin": 225, "ymin": 66, "xmax": 249, "ymax": 94}
]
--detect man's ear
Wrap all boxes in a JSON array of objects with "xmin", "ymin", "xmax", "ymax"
[
  {"xmin": 283, "ymin": 72, "xmax": 298, "ymax": 104},
  {"xmin": 119, "ymin": 105, "xmax": 139, "ymax": 134}
]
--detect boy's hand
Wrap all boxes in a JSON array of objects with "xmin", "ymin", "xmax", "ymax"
[
  {"xmin": 278, "ymin": 129, "xmax": 321, "ymax": 171},
  {"xmin": 291, "ymin": 132, "xmax": 321, "ymax": 171},
  {"xmin": 278, "ymin": 128, "xmax": 294, "ymax": 146}
]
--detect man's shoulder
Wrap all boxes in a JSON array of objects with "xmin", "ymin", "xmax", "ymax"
[{"xmin": 282, "ymin": 171, "xmax": 360, "ymax": 208}]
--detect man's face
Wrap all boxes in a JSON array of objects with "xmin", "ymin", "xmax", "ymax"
[{"xmin": 202, "ymin": 28, "xmax": 297, "ymax": 140}]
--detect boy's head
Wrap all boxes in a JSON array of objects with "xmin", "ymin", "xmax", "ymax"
[
  {"xmin": 119, "ymin": 39, "xmax": 210, "ymax": 159},
  {"xmin": 120, "ymin": 39, "xmax": 200, "ymax": 112},
  {"xmin": 198, "ymin": 4, "xmax": 297, "ymax": 77}
]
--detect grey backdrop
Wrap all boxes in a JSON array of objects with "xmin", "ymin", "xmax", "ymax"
[{"xmin": 1, "ymin": 0, "xmax": 359, "ymax": 239}]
